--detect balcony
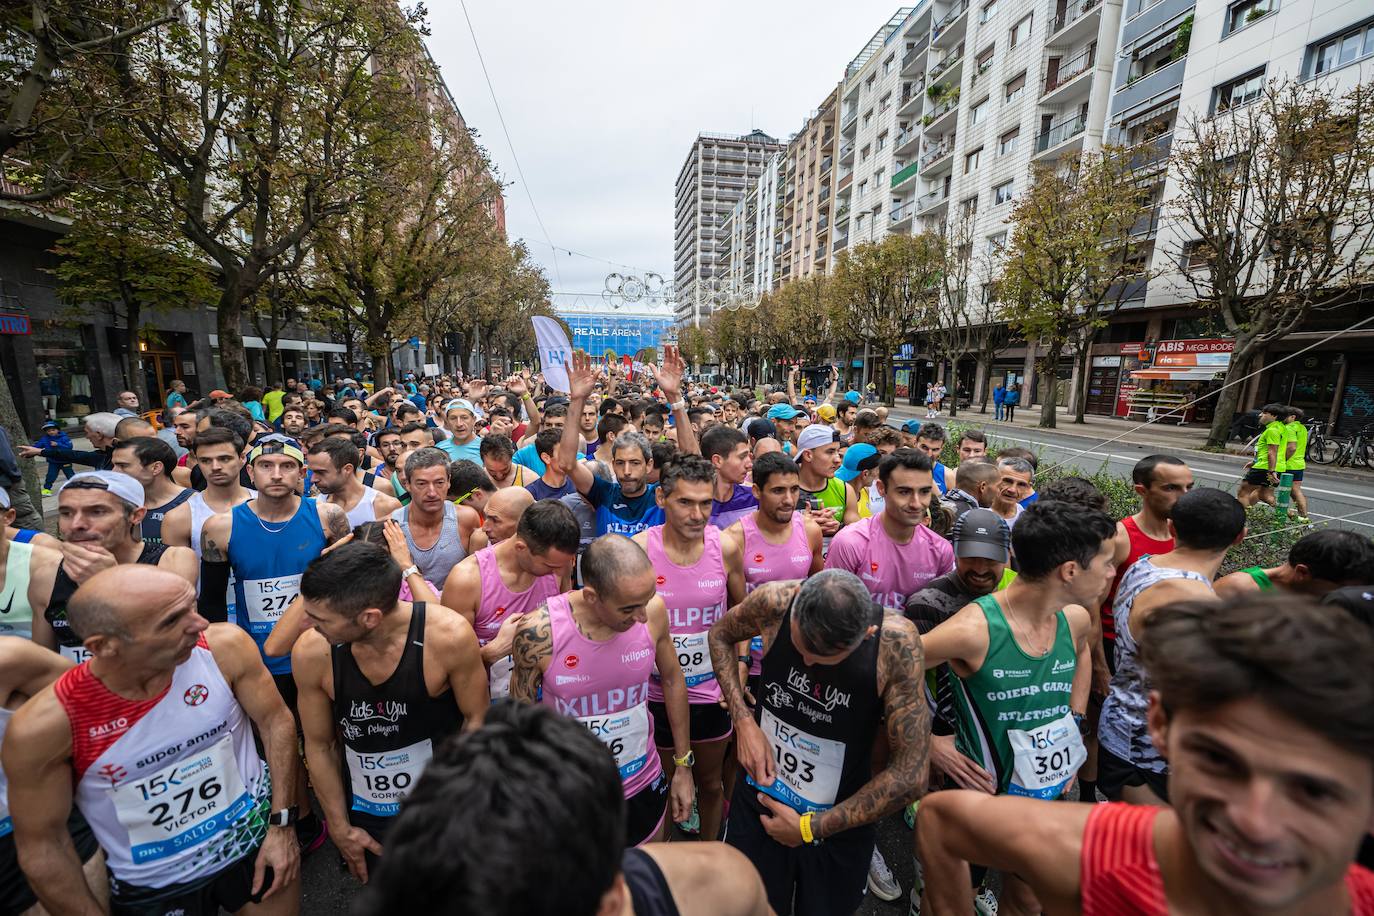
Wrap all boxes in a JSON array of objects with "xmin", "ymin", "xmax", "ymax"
[
  {"xmin": 895, "ymin": 125, "xmax": 922, "ymax": 155},
  {"xmin": 901, "ymin": 34, "xmax": 930, "ymax": 74},
  {"xmin": 1128, "ymin": 205, "xmax": 1161, "ymax": 239},
  {"xmin": 838, "ymin": 171, "xmax": 853, "ymax": 191},
  {"xmin": 839, "ymin": 141, "xmax": 856, "ymax": 164},
  {"xmin": 820, "ymin": 155, "xmax": 833, "ymax": 174},
  {"xmin": 1048, "ymin": 0, "xmax": 1103, "ymax": 45},
  {"xmin": 1042, "ymin": 46, "xmax": 1096, "ymax": 102},
  {"xmin": 891, "ymin": 205, "xmax": 915, "ymax": 228},
  {"xmin": 819, "ymin": 185, "xmax": 832, "ymax": 204},
  {"xmin": 917, "ymin": 187, "xmax": 951, "ymax": 213},
  {"xmin": 923, "ymin": 95, "xmax": 959, "ymax": 131},
  {"xmin": 1128, "ymin": 130, "xmax": 1173, "ymax": 176},
  {"xmin": 898, "ymin": 84, "xmax": 926, "ymax": 117},
  {"xmin": 929, "ymin": 44, "xmax": 965, "ymax": 82},
  {"xmin": 891, "ymin": 160, "xmax": 921, "ymax": 190},
  {"xmin": 818, "ymin": 213, "xmax": 829, "ymax": 230},
  {"xmin": 1112, "ymin": 55, "xmax": 1186, "ymax": 115},
  {"xmin": 933, "ymin": 0, "xmax": 970, "ymax": 46},
  {"xmin": 833, "ymin": 235, "xmax": 850, "ymax": 252},
  {"xmin": 1105, "ymin": 274, "xmax": 1149, "ymax": 302},
  {"xmin": 841, "ymin": 109, "xmax": 859, "ymax": 133},
  {"xmin": 1033, "ymin": 113, "xmax": 1087, "ymax": 157},
  {"xmin": 920, "ymin": 139, "xmax": 956, "ymax": 172}
]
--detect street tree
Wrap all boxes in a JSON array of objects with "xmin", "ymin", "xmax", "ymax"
[
  {"xmin": 924, "ymin": 219, "xmax": 984, "ymax": 417},
  {"xmin": 1165, "ymin": 80, "xmax": 1374, "ymax": 448},
  {"xmin": 1000, "ymin": 146, "xmax": 1145, "ymax": 427},
  {"xmin": 832, "ymin": 232, "xmax": 941, "ymax": 405}
]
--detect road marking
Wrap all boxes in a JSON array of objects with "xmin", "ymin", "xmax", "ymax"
[{"xmin": 983, "ymin": 432, "xmax": 1374, "ymax": 505}]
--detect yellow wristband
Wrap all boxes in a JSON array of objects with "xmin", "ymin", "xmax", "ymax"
[{"xmin": 799, "ymin": 812, "xmax": 814, "ymax": 845}]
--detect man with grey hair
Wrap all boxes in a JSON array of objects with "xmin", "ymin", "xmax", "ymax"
[
  {"xmin": 558, "ymin": 348, "xmax": 699, "ymax": 538},
  {"xmin": 707, "ymin": 569, "xmax": 929, "ymax": 914},
  {"xmin": 20, "ymin": 411, "xmax": 121, "ymax": 471},
  {"xmin": 389, "ymin": 447, "xmax": 481, "ymax": 585},
  {"xmin": 6, "ymin": 565, "xmax": 303, "ymax": 916},
  {"xmin": 992, "ymin": 456, "xmax": 1035, "ymax": 527}
]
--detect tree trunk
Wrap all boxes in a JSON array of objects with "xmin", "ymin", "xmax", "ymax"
[
  {"xmin": 216, "ymin": 280, "xmax": 250, "ymax": 392},
  {"xmin": 1205, "ymin": 338, "xmax": 1260, "ymax": 449},
  {"xmin": 122, "ymin": 298, "xmax": 146, "ymax": 409},
  {"xmin": 366, "ymin": 329, "xmax": 392, "ymax": 388},
  {"xmin": 1037, "ymin": 345, "xmax": 1064, "ymax": 429},
  {"xmin": 1073, "ymin": 343, "xmax": 1091, "ymax": 424},
  {"xmin": 948, "ymin": 356, "xmax": 960, "ymax": 418}
]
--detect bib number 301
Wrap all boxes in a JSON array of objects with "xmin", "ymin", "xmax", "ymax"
[{"xmin": 1007, "ymin": 713, "xmax": 1086, "ymax": 799}]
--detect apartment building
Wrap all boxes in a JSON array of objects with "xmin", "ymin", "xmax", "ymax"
[
  {"xmin": 723, "ymin": 152, "xmax": 782, "ymax": 295},
  {"xmin": 1082, "ymin": 0, "xmax": 1374, "ymax": 429},
  {"xmin": 673, "ymin": 130, "xmax": 785, "ymax": 326},
  {"xmin": 774, "ymin": 87, "xmax": 843, "ymax": 283}
]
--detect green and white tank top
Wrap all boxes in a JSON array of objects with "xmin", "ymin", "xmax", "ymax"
[{"xmin": 0, "ymin": 541, "xmax": 34, "ymax": 640}]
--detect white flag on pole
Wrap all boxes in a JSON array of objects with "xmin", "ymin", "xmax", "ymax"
[{"xmin": 533, "ymin": 316, "xmax": 573, "ymax": 393}]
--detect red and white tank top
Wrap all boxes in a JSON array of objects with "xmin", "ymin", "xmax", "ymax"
[
  {"xmin": 473, "ymin": 545, "xmax": 562, "ymax": 699},
  {"xmin": 55, "ymin": 636, "xmax": 269, "ymax": 889},
  {"xmin": 1081, "ymin": 803, "xmax": 1374, "ymax": 915},
  {"xmin": 1101, "ymin": 517, "xmax": 1172, "ymax": 641},
  {"xmin": 740, "ymin": 512, "xmax": 812, "ymax": 675},
  {"xmin": 644, "ymin": 524, "xmax": 729, "ymax": 705},
  {"xmin": 541, "ymin": 593, "xmax": 661, "ymax": 797}
]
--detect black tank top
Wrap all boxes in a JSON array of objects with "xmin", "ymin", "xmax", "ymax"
[
  {"xmin": 331, "ymin": 603, "xmax": 465, "ymax": 831},
  {"xmin": 623, "ymin": 848, "xmax": 680, "ymax": 916},
  {"xmin": 141, "ymin": 489, "xmax": 193, "ymax": 544},
  {"xmin": 747, "ymin": 600, "xmax": 883, "ymax": 816},
  {"xmin": 46, "ymin": 543, "xmax": 170, "ymax": 647}
]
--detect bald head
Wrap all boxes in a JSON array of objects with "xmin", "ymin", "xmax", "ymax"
[
  {"xmin": 581, "ymin": 534, "xmax": 651, "ymax": 594},
  {"xmin": 482, "ymin": 486, "xmax": 534, "ymax": 544},
  {"xmin": 753, "ymin": 437, "xmax": 782, "ymax": 459},
  {"xmin": 69, "ymin": 566, "xmax": 193, "ymax": 641},
  {"xmin": 115, "ymin": 417, "xmax": 156, "ymax": 440}
]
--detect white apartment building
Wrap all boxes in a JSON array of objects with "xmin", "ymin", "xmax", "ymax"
[
  {"xmin": 723, "ymin": 151, "xmax": 782, "ymax": 295},
  {"xmin": 673, "ymin": 130, "xmax": 784, "ymax": 327}
]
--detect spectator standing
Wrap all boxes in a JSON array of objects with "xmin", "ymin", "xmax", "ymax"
[{"xmin": 33, "ymin": 421, "xmax": 74, "ymax": 495}]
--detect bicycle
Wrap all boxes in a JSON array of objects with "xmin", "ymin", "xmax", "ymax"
[
  {"xmin": 1306, "ymin": 419, "xmax": 1336, "ymax": 464},
  {"xmin": 1330, "ymin": 422, "xmax": 1374, "ymax": 469}
]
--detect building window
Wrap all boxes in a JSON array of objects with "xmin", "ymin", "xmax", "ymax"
[
  {"xmin": 980, "ymin": 0, "xmax": 999, "ymax": 23},
  {"xmin": 1312, "ymin": 23, "xmax": 1374, "ymax": 76},
  {"xmin": 1213, "ymin": 68, "xmax": 1266, "ymax": 112},
  {"xmin": 994, "ymin": 180, "xmax": 1014, "ymax": 205},
  {"xmin": 1224, "ymin": 0, "xmax": 1273, "ymax": 36},
  {"xmin": 875, "ymin": 167, "xmax": 885, "ymax": 183},
  {"xmin": 877, "ymin": 132, "xmax": 888, "ymax": 151},
  {"xmin": 863, "ymin": 110, "xmax": 873, "ymax": 127},
  {"xmin": 861, "ymin": 144, "xmax": 871, "ymax": 162},
  {"xmin": 884, "ymin": 54, "xmax": 895, "ymax": 74},
  {"xmin": 1010, "ymin": 14, "xmax": 1033, "ymax": 48},
  {"xmin": 867, "ymin": 74, "xmax": 877, "ymax": 90},
  {"xmin": 976, "ymin": 45, "xmax": 996, "ymax": 70},
  {"xmin": 961, "ymin": 195, "xmax": 979, "ymax": 216},
  {"xmin": 970, "ymin": 97, "xmax": 989, "ymax": 125},
  {"xmin": 1005, "ymin": 71, "xmax": 1026, "ymax": 102},
  {"xmin": 987, "ymin": 231, "xmax": 1008, "ymax": 253},
  {"xmin": 880, "ymin": 93, "xmax": 892, "ymax": 112},
  {"xmin": 859, "ymin": 179, "xmax": 868, "ymax": 196},
  {"xmin": 998, "ymin": 126, "xmax": 1020, "ymax": 156},
  {"xmin": 965, "ymin": 147, "xmax": 983, "ymax": 173}
]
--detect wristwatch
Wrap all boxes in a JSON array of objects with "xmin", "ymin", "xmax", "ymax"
[
  {"xmin": 268, "ymin": 806, "xmax": 300, "ymax": 827},
  {"xmin": 401, "ymin": 564, "xmax": 420, "ymax": 579},
  {"xmin": 673, "ymin": 750, "xmax": 695, "ymax": 768}
]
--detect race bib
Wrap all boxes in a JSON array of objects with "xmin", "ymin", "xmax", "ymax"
[
  {"xmin": 1007, "ymin": 712, "xmax": 1086, "ymax": 799},
  {"xmin": 749, "ymin": 635, "xmax": 764, "ymax": 657},
  {"xmin": 747, "ymin": 708, "xmax": 845, "ymax": 813},
  {"xmin": 488, "ymin": 655, "xmax": 513, "ymax": 700},
  {"xmin": 109, "ymin": 735, "xmax": 253, "ymax": 863},
  {"xmin": 346, "ymin": 739, "xmax": 433, "ymax": 817},
  {"xmin": 242, "ymin": 575, "xmax": 302, "ymax": 631},
  {"xmin": 60, "ymin": 644, "xmax": 92, "ymax": 665},
  {"xmin": 672, "ymin": 631, "xmax": 713, "ymax": 686},
  {"xmin": 579, "ymin": 704, "xmax": 651, "ymax": 780}
]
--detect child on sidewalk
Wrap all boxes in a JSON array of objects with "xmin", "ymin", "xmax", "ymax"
[{"xmin": 33, "ymin": 421, "xmax": 73, "ymax": 495}]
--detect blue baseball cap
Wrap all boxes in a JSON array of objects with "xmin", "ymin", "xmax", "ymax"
[
  {"xmin": 844, "ymin": 390, "xmax": 861, "ymax": 404},
  {"xmin": 902, "ymin": 419, "xmax": 924, "ymax": 434},
  {"xmin": 835, "ymin": 444, "xmax": 879, "ymax": 482},
  {"xmin": 767, "ymin": 403, "xmax": 804, "ymax": 421}
]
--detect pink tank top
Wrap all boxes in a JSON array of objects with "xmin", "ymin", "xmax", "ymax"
[
  {"xmin": 474, "ymin": 545, "xmax": 562, "ymax": 698},
  {"xmin": 541, "ymin": 593, "xmax": 662, "ymax": 796},
  {"xmin": 645, "ymin": 523, "xmax": 729, "ymax": 705},
  {"xmin": 740, "ymin": 512, "xmax": 813, "ymax": 674}
]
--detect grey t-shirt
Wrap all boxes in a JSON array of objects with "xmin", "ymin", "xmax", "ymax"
[{"xmin": 393, "ymin": 502, "xmax": 466, "ymax": 586}]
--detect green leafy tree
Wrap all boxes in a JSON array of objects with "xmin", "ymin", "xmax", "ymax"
[
  {"xmin": 1000, "ymin": 147, "xmax": 1145, "ymax": 428},
  {"xmin": 1165, "ymin": 80, "xmax": 1374, "ymax": 448}
]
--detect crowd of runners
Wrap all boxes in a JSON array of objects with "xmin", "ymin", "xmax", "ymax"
[{"xmin": 1, "ymin": 349, "xmax": 1373, "ymax": 916}]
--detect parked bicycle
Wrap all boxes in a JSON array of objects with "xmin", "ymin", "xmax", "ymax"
[
  {"xmin": 1306, "ymin": 419, "xmax": 1336, "ymax": 464},
  {"xmin": 1320, "ymin": 421, "xmax": 1374, "ymax": 468}
]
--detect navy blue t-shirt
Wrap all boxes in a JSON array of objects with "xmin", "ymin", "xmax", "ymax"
[{"xmin": 585, "ymin": 476, "xmax": 663, "ymax": 537}]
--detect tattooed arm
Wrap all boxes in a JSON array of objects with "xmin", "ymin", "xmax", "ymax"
[
  {"xmin": 508, "ymin": 606, "xmax": 553, "ymax": 704},
  {"xmin": 813, "ymin": 615, "xmax": 930, "ymax": 839},
  {"xmin": 707, "ymin": 581, "xmax": 797, "ymax": 724},
  {"xmin": 197, "ymin": 512, "xmax": 233, "ymax": 623},
  {"xmin": 318, "ymin": 501, "xmax": 351, "ymax": 545},
  {"xmin": 708, "ymin": 581, "xmax": 798, "ymax": 787}
]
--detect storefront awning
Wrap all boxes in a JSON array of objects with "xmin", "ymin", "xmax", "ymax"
[{"xmin": 1131, "ymin": 367, "xmax": 1224, "ymax": 381}]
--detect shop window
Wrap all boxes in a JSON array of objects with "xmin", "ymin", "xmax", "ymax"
[{"xmin": 34, "ymin": 322, "xmax": 99, "ymax": 420}]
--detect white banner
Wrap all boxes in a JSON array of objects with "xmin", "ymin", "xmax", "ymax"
[{"xmin": 533, "ymin": 316, "xmax": 573, "ymax": 393}]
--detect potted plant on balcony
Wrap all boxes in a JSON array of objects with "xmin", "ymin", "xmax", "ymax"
[
  {"xmin": 927, "ymin": 82, "xmax": 948, "ymax": 101},
  {"xmin": 1245, "ymin": 5, "xmax": 1267, "ymax": 23}
]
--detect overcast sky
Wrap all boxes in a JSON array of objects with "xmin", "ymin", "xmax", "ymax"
[{"xmin": 426, "ymin": 1, "xmax": 909, "ymax": 313}]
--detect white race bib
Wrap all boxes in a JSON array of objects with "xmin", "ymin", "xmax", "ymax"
[
  {"xmin": 488, "ymin": 655, "xmax": 513, "ymax": 700},
  {"xmin": 109, "ymin": 735, "xmax": 252, "ymax": 863},
  {"xmin": 672, "ymin": 631, "xmax": 713, "ymax": 686},
  {"xmin": 748, "ymin": 708, "xmax": 845, "ymax": 812},
  {"xmin": 242, "ymin": 575, "xmax": 302, "ymax": 631},
  {"xmin": 346, "ymin": 739, "xmax": 433, "ymax": 817},
  {"xmin": 579, "ymin": 705, "xmax": 651, "ymax": 780},
  {"xmin": 1007, "ymin": 712, "xmax": 1086, "ymax": 799},
  {"xmin": 60, "ymin": 644, "xmax": 92, "ymax": 665}
]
